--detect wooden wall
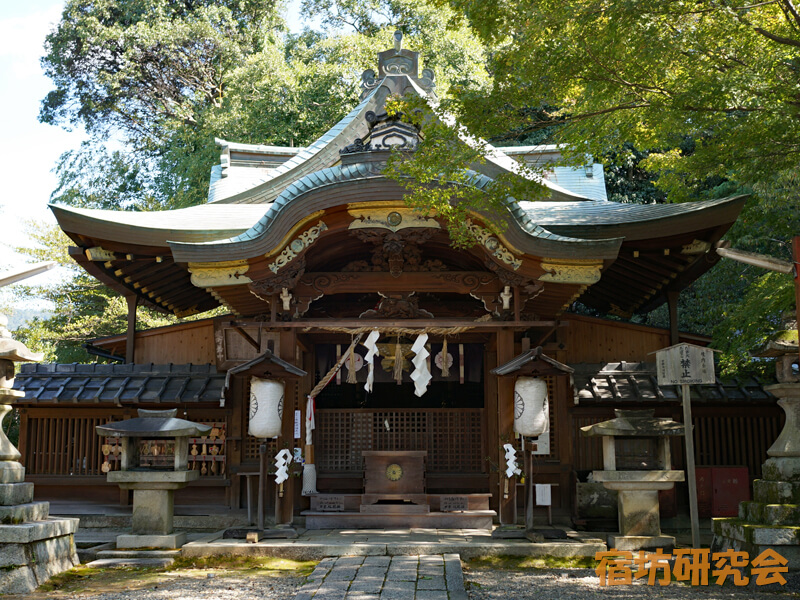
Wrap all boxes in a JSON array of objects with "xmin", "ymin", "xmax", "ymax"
[
  {"xmin": 132, "ymin": 320, "xmax": 216, "ymax": 364},
  {"xmin": 562, "ymin": 314, "xmax": 708, "ymax": 364}
]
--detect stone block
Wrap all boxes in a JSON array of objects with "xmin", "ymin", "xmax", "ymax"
[
  {"xmin": 31, "ymin": 534, "xmax": 79, "ymax": 582},
  {"xmin": 0, "ymin": 517, "xmax": 78, "ymax": 544},
  {"xmin": 116, "ymin": 532, "xmax": 186, "ymax": 549},
  {"xmin": 416, "ymin": 575, "xmax": 446, "ymax": 589},
  {"xmin": 0, "ymin": 461, "xmax": 25, "ymax": 484},
  {"xmin": 0, "ymin": 565, "xmax": 38, "ymax": 595},
  {"xmin": 754, "ymin": 479, "xmax": 800, "ymax": 504},
  {"xmin": 362, "ymin": 555, "xmax": 391, "ymax": 567},
  {"xmin": 740, "ymin": 501, "xmax": 800, "ymax": 526},
  {"xmin": 763, "ymin": 457, "xmax": 800, "ymax": 482},
  {"xmin": 0, "ymin": 543, "xmax": 29, "ymax": 567},
  {"xmin": 415, "ymin": 591, "xmax": 449, "ymax": 600},
  {"xmin": 713, "ymin": 518, "xmax": 800, "ymax": 546},
  {"xmin": 0, "ymin": 501, "xmax": 49, "ymax": 524},
  {"xmin": 0, "ymin": 481, "xmax": 33, "ymax": 505},
  {"xmin": 617, "ymin": 490, "xmax": 661, "ymax": 537},
  {"xmin": 131, "ymin": 489, "xmax": 174, "ymax": 535},
  {"xmin": 607, "ymin": 534, "xmax": 675, "ymax": 552}
]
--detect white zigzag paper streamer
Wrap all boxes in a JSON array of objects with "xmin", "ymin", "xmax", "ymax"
[
  {"xmin": 274, "ymin": 448, "xmax": 293, "ymax": 484},
  {"xmin": 410, "ymin": 333, "xmax": 431, "ymax": 397},
  {"xmin": 503, "ymin": 443, "xmax": 522, "ymax": 478},
  {"xmin": 362, "ymin": 329, "xmax": 381, "ymax": 393}
]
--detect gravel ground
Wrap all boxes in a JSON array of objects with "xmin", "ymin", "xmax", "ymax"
[
  {"xmin": 15, "ymin": 571, "xmax": 306, "ymax": 600},
  {"xmin": 464, "ymin": 567, "xmax": 800, "ymax": 599}
]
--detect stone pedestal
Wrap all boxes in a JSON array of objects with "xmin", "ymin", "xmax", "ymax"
[
  {"xmin": 594, "ymin": 471, "xmax": 683, "ymax": 551},
  {"xmin": 712, "ymin": 384, "xmax": 800, "ymax": 569},
  {"xmin": 0, "ymin": 401, "xmax": 79, "ymax": 593}
]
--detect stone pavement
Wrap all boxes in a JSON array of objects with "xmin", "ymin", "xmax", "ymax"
[{"xmin": 294, "ymin": 554, "xmax": 467, "ymax": 600}]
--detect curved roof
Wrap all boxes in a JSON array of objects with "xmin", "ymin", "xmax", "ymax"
[{"xmin": 168, "ymin": 162, "xmax": 623, "ymax": 263}]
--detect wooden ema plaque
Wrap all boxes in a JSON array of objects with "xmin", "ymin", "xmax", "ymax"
[{"xmin": 362, "ymin": 450, "xmax": 426, "ymax": 497}]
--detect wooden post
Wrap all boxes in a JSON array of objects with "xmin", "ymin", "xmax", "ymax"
[
  {"xmin": 497, "ymin": 328, "xmax": 516, "ymax": 524},
  {"xmin": 125, "ymin": 295, "xmax": 138, "ymax": 363},
  {"xmin": 667, "ymin": 290, "xmax": 680, "ymax": 346},
  {"xmin": 793, "ymin": 236, "xmax": 800, "ymax": 368},
  {"xmin": 278, "ymin": 330, "xmax": 297, "ymax": 525},
  {"xmin": 258, "ymin": 443, "xmax": 266, "ymax": 530},
  {"xmin": 682, "ymin": 383, "xmax": 700, "ymax": 548}
]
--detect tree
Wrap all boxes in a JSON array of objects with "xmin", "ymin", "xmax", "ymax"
[{"xmin": 383, "ymin": 0, "xmax": 800, "ymax": 373}]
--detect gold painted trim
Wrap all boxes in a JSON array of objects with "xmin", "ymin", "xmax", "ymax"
[
  {"xmin": 348, "ymin": 207, "xmax": 440, "ymax": 232},
  {"xmin": 189, "ymin": 262, "xmax": 252, "ymax": 288},
  {"xmin": 466, "ymin": 220, "xmax": 522, "ymax": 270},
  {"xmin": 85, "ymin": 246, "xmax": 116, "ymax": 261},
  {"xmin": 539, "ymin": 259, "xmax": 602, "ymax": 284},
  {"xmin": 263, "ymin": 210, "xmax": 325, "ymax": 258}
]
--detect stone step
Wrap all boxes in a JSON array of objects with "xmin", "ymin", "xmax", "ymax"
[
  {"xmin": 0, "ymin": 501, "xmax": 49, "ymax": 524},
  {"xmin": 302, "ymin": 510, "xmax": 496, "ymax": 530},
  {"xmin": 740, "ymin": 501, "xmax": 800, "ymax": 526},
  {"xmin": 97, "ymin": 549, "xmax": 181, "ymax": 559},
  {"xmin": 360, "ymin": 503, "xmax": 431, "ymax": 514},
  {"xmin": 753, "ymin": 479, "xmax": 800, "ymax": 504},
  {"xmin": 85, "ymin": 557, "xmax": 174, "ymax": 569}
]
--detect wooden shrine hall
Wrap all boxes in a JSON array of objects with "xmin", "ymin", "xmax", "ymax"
[{"xmin": 13, "ymin": 35, "xmax": 781, "ymax": 528}]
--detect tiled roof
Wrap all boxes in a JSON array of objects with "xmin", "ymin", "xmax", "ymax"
[
  {"xmin": 572, "ymin": 362, "xmax": 775, "ymax": 403},
  {"xmin": 13, "ymin": 363, "xmax": 226, "ymax": 405}
]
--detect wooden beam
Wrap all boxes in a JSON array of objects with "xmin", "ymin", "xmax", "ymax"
[
  {"xmin": 219, "ymin": 319, "xmax": 561, "ymax": 330},
  {"xmin": 667, "ymin": 290, "xmax": 680, "ymax": 346},
  {"xmin": 233, "ymin": 326, "xmax": 261, "ymax": 352}
]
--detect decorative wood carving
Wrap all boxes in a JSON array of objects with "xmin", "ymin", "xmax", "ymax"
[
  {"xmin": 466, "ymin": 221, "xmax": 522, "ymax": 270},
  {"xmin": 344, "ymin": 228, "xmax": 444, "ymax": 277},
  {"xmin": 249, "ymin": 258, "xmax": 307, "ymax": 298},
  {"xmin": 267, "ymin": 221, "xmax": 328, "ymax": 274},
  {"xmin": 359, "ymin": 292, "xmax": 434, "ymax": 319}
]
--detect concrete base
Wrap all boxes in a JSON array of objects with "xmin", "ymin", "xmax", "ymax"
[
  {"xmin": 116, "ymin": 532, "xmax": 187, "ymax": 549},
  {"xmin": 617, "ymin": 490, "xmax": 662, "ymax": 537},
  {"xmin": 607, "ymin": 534, "xmax": 676, "ymax": 552},
  {"xmin": 131, "ymin": 489, "xmax": 174, "ymax": 535},
  {"xmin": 0, "ymin": 517, "xmax": 79, "ymax": 595}
]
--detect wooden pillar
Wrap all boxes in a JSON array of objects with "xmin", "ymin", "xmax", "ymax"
[
  {"xmin": 793, "ymin": 236, "xmax": 800, "ymax": 368},
  {"xmin": 278, "ymin": 330, "xmax": 297, "ymax": 525},
  {"xmin": 496, "ymin": 328, "xmax": 516, "ymax": 524},
  {"xmin": 666, "ymin": 290, "xmax": 680, "ymax": 346},
  {"xmin": 228, "ymin": 376, "xmax": 244, "ymax": 510},
  {"xmin": 556, "ymin": 374, "xmax": 573, "ymax": 514},
  {"xmin": 485, "ymin": 335, "xmax": 499, "ymax": 515},
  {"xmin": 125, "ymin": 295, "xmax": 138, "ymax": 363}
]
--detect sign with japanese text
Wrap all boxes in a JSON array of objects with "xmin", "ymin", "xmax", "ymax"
[
  {"xmin": 656, "ymin": 343, "xmax": 716, "ymax": 386},
  {"xmin": 595, "ymin": 549, "xmax": 788, "ymax": 587}
]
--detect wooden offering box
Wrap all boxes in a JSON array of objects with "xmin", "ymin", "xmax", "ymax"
[{"xmin": 362, "ymin": 450, "xmax": 426, "ymax": 505}]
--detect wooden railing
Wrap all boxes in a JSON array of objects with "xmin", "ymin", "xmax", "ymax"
[{"xmin": 315, "ymin": 408, "xmax": 485, "ymax": 473}]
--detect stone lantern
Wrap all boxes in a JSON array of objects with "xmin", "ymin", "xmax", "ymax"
[
  {"xmin": 96, "ymin": 408, "xmax": 211, "ymax": 549},
  {"xmin": 711, "ymin": 316, "xmax": 800, "ymax": 568},
  {"xmin": 581, "ymin": 409, "xmax": 685, "ymax": 551}
]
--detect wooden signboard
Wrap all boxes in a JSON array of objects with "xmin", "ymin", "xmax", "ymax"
[
  {"xmin": 440, "ymin": 496, "xmax": 468, "ymax": 512},
  {"xmin": 655, "ymin": 343, "xmax": 715, "ymax": 386}
]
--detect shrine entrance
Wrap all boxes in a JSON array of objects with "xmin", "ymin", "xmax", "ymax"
[{"xmin": 304, "ymin": 339, "xmax": 495, "ymax": 528}]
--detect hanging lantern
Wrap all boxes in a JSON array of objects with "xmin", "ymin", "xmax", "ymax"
[
  {"xmin": 514, "ymin": 377, "xmax": 549, "ymax": 437},
  {"xmin": 248, "ymin": 377, "xmax": 284, "ymax": 438}
]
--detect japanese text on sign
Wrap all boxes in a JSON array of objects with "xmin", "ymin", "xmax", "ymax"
[{"xmin": 594, "ymin": 549, "xmax": 788, "ymax": 587}]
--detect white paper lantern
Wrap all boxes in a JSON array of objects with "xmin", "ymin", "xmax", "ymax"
[
  {"xmin": 248, "ymin": 377, "xmax": 284, "ymax": 438},
  {"xmin": 514, "ymin": 377, "xmax": 549, "ymax": 437}
]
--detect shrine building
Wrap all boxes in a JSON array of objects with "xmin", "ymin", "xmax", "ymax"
[{"xmin": 13, "ymin": 36, "xmax": 781, "ymax": 528}]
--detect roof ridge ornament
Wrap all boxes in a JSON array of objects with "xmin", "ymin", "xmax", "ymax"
[{"xmin": 360, "ymin": 32, "xmax": 436, "ymax": 100}]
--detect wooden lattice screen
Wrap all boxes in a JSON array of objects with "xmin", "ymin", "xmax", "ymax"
[
  {"xmin": 315, "ymin": 408, "xmax": 484, "ymax": 473},
  {"xmin": 21, "ymin": 409, "xmax": 227, "ymax": 479},
  {"xmin": 572, "ymin": 411, "xmax": 784, "ymax": 480},
  {"xmin": 693, "ymin": 414, "xmax": 781, "ymax": 480}
]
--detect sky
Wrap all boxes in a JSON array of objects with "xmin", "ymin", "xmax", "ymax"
[{"xmin": 0, "ymin": 0, "xmax": 310, "ymax": 316}]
